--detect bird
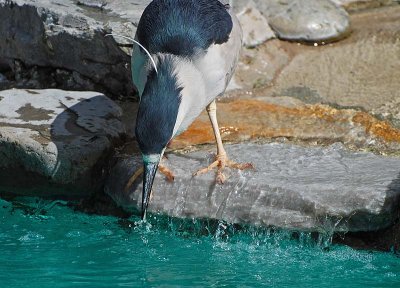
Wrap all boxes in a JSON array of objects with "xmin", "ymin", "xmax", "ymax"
[{"xmin": 130, "ymin": 0, "xmax": 252, "ymax": 220}]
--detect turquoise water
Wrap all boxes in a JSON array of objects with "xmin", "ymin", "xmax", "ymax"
[{"xmin": 0, "ymin": 197, "xmax": 399, "ymax": 288}]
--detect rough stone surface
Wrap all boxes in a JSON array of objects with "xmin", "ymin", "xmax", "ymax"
[
  {"xmin": 0, "ymin": 0, "xmax": 355, "ymax": 95},
  {"xmin": 0, "ymin": 0, "xmax": 139, "ymax": 97},
  {"xmin": 331, "ymin": 0, "xmax": 396, "ymax": 11},
  {"xmin": 235, "ymin": 6, "xmax": 400, "ymax": 131},
  {"xmin": 170, "ymin": 99, "xmax": 400, "ymax": 155},
  {"xmin": 255, "ymin": 0, "xmax": 350, "ymax": 43},
  {"xmin": 106, "ymin": 143, "xmax": 400, "ymax": 233},
  {"xmin": 267, "ymin": 36, "xmax": 400, "ymax": 113},
  {"xmin": 0, "ymin": 89, "xmax": 124, "ymax": 197},
  {"xmin": 0, "ymin": 0, "xmax": 238, "ymax": 94},
  {"xmin": 237, "ymin": 1, "xmax": 276, "ymax": 47}
]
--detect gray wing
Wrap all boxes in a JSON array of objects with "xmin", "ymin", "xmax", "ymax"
[{"xmin": 194, "ymin": 8, "xmax": 243, "ymax": 103}]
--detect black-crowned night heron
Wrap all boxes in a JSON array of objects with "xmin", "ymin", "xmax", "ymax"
[{"xmin": 130, "ymin": 0, "xmax": 252, "ymax": 219}]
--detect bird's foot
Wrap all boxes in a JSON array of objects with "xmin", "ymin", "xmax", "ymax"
[
  {"xmin": 158, "ymin": 164, "xmax": 175, "ymax": 182},
  {"xmin": 193, "ymin": 152, "xmax": 254, "ymax": 184},
  {"xmin": 124, "ymin": 163, "xmax": 175, "ymax": 192}
]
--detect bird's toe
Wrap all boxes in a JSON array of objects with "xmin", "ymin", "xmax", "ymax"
[
  {"xmin": 227, "ymin": 160, "xmax": 254, "ymax": 170},
  {"xmin": 193, "ymin": 153, "xmax": 254, "ymax": 184},
  {"xmin": 216, "ymin": 170, "xmax": 226, "ymax": 184}
]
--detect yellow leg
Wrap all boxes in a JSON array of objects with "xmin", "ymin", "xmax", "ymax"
[
  {"xmin": 124, "ymin": 167, "xmax": 144, "ymax": 193},
  {"xmin": 193, "ymin": 100, "xmax": 253, "ymax": 184},
  {"xmin": 124, "ymin": 162, "xmax": 174, "ymax": 192},
  {"xmin": 158, "ymin": 164, "xmax": 174, "ymax": 182}
]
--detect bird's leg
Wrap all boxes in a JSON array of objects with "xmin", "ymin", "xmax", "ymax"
[
  {"xmin": 124, "ymin": 159, "xmax": 174, "ymax": 192},
  {"xmin": 158, "ymin": 164, "xmax": 175, "ymax": 182},
  {"xmin": 193, "ymin": 100, "xmax": 253, "ymax": 184},
  {"xmin": 125, "ymin": 166, "xmax": 144, "ymax": 192}
]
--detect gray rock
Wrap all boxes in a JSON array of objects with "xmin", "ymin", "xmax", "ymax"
[
  {"xmin": 331, "ymin": 0, "xmax": 395, "ymax": 11},
  {"xmin": 0, "ymin": 0, "xmax": 352, "ymax": 96},
  {"xmin": 237, "ymin": 1, "xmax": 276, "ymax": 47},
  {"xmin": 255, "ymin": 0, "xmax": 351, "ymax": 43},
  {"xmin": 0, "ymin": 0, "xmax": 138, "ymax": 97},
  {"xmin": 77, "ymin": 0, "xmax": 107, "ymax": 9},
  {"xmin": 0, "ymin": 89, "xmax": 124, "ymax": 197},
  {"xmin": 106, "ymin": 143, "xmax": 400, "ymax": 232},
  {"xmin": 229, "ymin": 0, "xmax": 250, "ymax": 13},
  {"xmin": 0, "ymin": 73, "xmax": 7, "ymax": 85}
]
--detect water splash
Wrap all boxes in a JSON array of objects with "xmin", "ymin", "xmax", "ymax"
[
  {"xmin": 1, "ymin": 197, "xmax": 399, "ymax": 288},
  {"xmin": 125, "ymin": 212, "xmax": 337, "ymax": 251}
]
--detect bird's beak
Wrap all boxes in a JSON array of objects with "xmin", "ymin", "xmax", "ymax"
[{"xmin": 141, "ymin": 161, "xmax": 159, "ymax": 220}]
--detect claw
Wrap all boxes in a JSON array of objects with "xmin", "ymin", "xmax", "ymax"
[{"xmin": 193, "ymin": 152, "xmax": 254, "ymax": 184}]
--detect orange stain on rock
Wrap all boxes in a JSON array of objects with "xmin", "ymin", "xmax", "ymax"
[
  {"xmin": 170, "ymin": 120, "xmax": 214, "ymax": 148},
  {"xmin": 171, "ymin": 99, "xmax": 400, "ymax": 149},
  {"xmin": 352, "ymin": 112, "xmax": 400, "ymax": 143}
]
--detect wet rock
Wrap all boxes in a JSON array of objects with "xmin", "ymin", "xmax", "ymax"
[
  {"xmin": 237, "ymin": 1, "xmax": 276, "ymax": 47},
  {"xmin": 256, "ymin": 0, "xmax": 350, "ymax": 43},
  {"xmin": 106, "ymin": 143, "xmax": 400, "ymax": 232},
  {"xmin": 0, "ymin": 89, "xmax": 124, "ymax": 197},
  {"xmin": 334, "ymin": 221, "xmax": 400, "ymax": 252}
]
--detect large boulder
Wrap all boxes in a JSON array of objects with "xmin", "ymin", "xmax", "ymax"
[
  {"xmin": 106, "ymin": 143, "xmax": 400, "ymax": 232},
  {"xmin": 255, "ymin": 0, "xmax": 351, "ymax": 43},
  {"xmin": 0, "ymin": 0, "xmax": 146, "ymax": 96},
  {"xmin": 0, "ymin": 89, "xmax": 124, "ymax": 197}
]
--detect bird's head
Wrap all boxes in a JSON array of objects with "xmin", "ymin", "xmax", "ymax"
[{"xmin": 135, "ymin": 55, "xmax": 182, "ymax": 220}]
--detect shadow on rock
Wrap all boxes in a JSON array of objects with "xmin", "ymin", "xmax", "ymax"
[
  {"xmin": 49, "ymin": 94, "xmax": 125, "ymax": 197},
  {"xmin": 334, "ymin": 172, "xmax": 400, "ymax": 252},
  {"xmin": 0, "ymin": 89, "xmax": 124, "ymax": 200}
]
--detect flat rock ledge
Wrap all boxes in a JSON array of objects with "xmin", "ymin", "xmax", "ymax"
[
  {"xmin": 0, "ymin": 89, "xmax": 124, "ymax": 197},
  {"xmin": 106, "ymin": 143, "xmax": 400, "ymax": 233}
]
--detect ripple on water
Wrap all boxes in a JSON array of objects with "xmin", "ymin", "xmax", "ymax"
[
  {"xmin": 0, "ymin": 197, "xmax": 399, "ymax": 288},
  {"xmin": 18, "ymin": 231, "xmax": 45, "ymax": 242}
]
